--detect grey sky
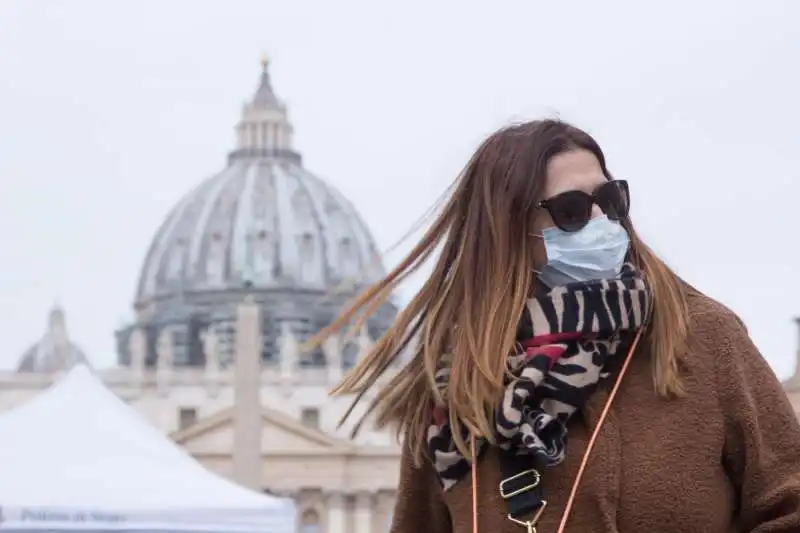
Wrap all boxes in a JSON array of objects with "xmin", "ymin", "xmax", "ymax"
[{"xmin": 1, "ymin": 1, "xmax": 798, "ymax": 376}]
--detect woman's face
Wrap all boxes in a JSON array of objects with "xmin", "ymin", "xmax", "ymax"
[{"xmin": 531, "ymin": 149, "xmax": 607, "ymax": 269}]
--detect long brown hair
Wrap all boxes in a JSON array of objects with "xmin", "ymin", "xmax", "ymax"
[{"xmin": 310, "ymin": 119, "xmax": 689, "ymax": 466}]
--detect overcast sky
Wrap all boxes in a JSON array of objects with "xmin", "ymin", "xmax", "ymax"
[{"xmin": 0, "ymin": 1, "xmax": 798, "ymax": 378}]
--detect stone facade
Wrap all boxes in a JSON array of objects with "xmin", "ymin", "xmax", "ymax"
[{"xmin": 780, "ymin": 319, "xmax": 800, "ymax": 416}]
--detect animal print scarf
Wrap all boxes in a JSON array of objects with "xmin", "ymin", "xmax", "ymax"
[{"xmin": 427, "ymin": 263, "xmax": 651, "ymax": 490}]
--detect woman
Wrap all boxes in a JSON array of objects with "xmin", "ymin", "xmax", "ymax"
[{"xmin": 312, "ymin": 120, "xmax": 800, "ymax": 532}]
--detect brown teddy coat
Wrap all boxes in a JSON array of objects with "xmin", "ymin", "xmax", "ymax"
[{"xmin": 389, "ymin": 292, "xmax": 800, "ymax": 532}]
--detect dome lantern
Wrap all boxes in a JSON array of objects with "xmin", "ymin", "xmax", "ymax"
[
  {"xmin": 17, "ymin": 305, "xmax": 90, "ymax": 373},
  {"xmin": 229, "ymin": 57, "xmax": 298, "ymax": 164}
]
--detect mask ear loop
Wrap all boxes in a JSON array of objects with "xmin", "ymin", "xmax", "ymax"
[{"xmin": 529, "ymin": 232, "xmax": 544, "ymax": 279}]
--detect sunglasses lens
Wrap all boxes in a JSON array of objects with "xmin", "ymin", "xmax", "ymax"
[
  {"xmin": 595, "ymin": 180, "xmax": 630, "ymax": 221},
  {"xmin": 547, "ymin": 191, "xmax": 593, "ymax": 232}
]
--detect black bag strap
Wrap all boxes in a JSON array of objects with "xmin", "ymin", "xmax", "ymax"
[{"xmin": 498, "ymin": 450, "xmax": 547, "ymax": 523}]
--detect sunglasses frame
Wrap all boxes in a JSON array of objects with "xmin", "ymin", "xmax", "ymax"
[{"xmin": 537, "ymin": 179, "xmax": 630, "ymax": 232}]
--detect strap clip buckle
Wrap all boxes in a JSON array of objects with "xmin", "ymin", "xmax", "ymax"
[
  {"xmin": 506, "ymin": 500, "xmax": 548, "ymax": 533},
  {"xmin": 499, "ymin": 468, "xmax": 541, "ymax": 499}
]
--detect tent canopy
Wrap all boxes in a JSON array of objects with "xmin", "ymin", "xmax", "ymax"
[{"xmin": 0, "ymin": 365, "xmax": 293, "ymax": 532}]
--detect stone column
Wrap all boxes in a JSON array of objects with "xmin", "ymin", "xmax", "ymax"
[
  {"xmin": 793, "ymin": 318, "xmax": 800, "ymax": 378},
  {"xmin": 202, "ymin": 326, "xmax": 221, "ymax": 398},
  {"xmin": 373, "ymin": 491, "xmax": 397, "ymax": 532},
  {"xmin": 324, "ymin": 334, "xmax": 343, "ymax": 383},
  {"xmin": 233, "ymin": 295, "xmax": 262, "ymax": 490},
  {"xmin": 354, "ymin": 492, "xmax": 373, "ymax": 533},
  {"xmin": 786, "ymin": 319, "xmax": 800, "ymax": 412},
  {"xmin": 278, "ymin": 321, "xmax": 298, "ymax": 397},
  {"xmin": 128, "ymin": 327, "xmax": 146, "ymax": 390},
  {"xmin": 326, "ymin": 492, "xmax": 347, "ymax": 533},
  {"xmin": 279, "ymin": 322, "xmax": 297, "ymax": 381},
  {"xmin": 155, "ymin": 327, "xmax": 173, "ymax": 396},
  {"xmin": 356, "ymin": 324, "xmax": 373, "ymax": 358}
]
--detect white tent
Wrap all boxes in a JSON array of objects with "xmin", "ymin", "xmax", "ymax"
[{"xmin": 0, "ymin": 365, "xmax": 295, "ymax": 533}]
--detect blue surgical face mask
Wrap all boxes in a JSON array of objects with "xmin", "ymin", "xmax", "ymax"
[{"xmin": 534, "ymin": 215, "xmax": 630, "ymax": 288}]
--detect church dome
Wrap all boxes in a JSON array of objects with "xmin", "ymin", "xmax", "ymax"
[
  {"xmin": 17, "ymin": 306, "xmax": 89, "ymax": 373},
  {"xmin": 117, "ymin": 57, "xmax": 396, "ymax": 370},
  {"xmin": 134, "ymin": 58, "xmax": 384, "ymax": 308}
]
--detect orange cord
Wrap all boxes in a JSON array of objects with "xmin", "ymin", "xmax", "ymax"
[
  {"xmin": 555, "ymin": 326, "xmax": 644, "ymax": 533},
  {"xmin": 471, "ymin": 436, "xmax": 478, "ymax": 533}
]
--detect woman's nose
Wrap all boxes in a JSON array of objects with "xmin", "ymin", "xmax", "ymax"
[{"xmin": 590, "ymin": 204, "xmax": 604, "ymax": 218}]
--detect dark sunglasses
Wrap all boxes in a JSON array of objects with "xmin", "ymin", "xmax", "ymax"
[{"xmin": 537, "ymin": 179, "xmax": 630, "ymax": 232}]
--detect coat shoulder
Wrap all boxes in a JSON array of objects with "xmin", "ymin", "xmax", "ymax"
[
  {"xmin": 679, "ymin": 288, "xmax": 750, "ymax": 376},
  {"xmin": 685, "ymin": 288, "xmax": 747, "ymax": 335}
]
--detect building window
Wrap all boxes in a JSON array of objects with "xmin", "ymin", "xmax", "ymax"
[
  {"xmin": 299, "ymin": 509, "xmax": 320, "ymax": 533},
  {"xmin": 298, "ymin": 232, "xmax": 315, "ymax": 260},
  {"xmin": 339, "ymin": 237, "xmax": 359, "ymax": 278},
  {"xmin": 171, "ymin": 327, "xmax": 190, "ymax": 366},
  {"xmin": 252, "ymin": 230, "xmax": 273, "ymax": 281},
  {"xmin": 342, "ymin": 342, "xmax": 359, "ymax": 369},
  {"xmin": 206, "ymin": 234, "xmax": 226, "ymax": 285},
  {"xmin": 167, "ymin": 240, "xmax": 185, "ymax": 280},
  {"xmin": 300, "ymin": 408, "xmax": 320, "ymax": 429},
  {"xmin": 178, "ymin": 407, "xmax": 198, "ymax": 430}
]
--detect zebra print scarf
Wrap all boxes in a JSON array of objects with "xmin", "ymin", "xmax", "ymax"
[{"xmin": 427, "ymin": 263, "xmax": 651, "ymax": 490}]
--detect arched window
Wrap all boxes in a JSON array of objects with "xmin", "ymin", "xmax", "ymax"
[
  {"xmin": 339, "ymin": 236, "xmax": 360, "ymax": 278},
  {"xmin": 299, "ymin": 508, "xmax": 321, "ymax": 533},
  {"xmin": 292, "ymin": 190, "xmax": 313, "ymax": 215},
  {"xmin": 252, "ymin": 230, "xmax": 273, "ymax": 281},
  {"xmin": 206, "ymin": 232, "xmax": 226, "ymax": 284},
  {"xmin": 342, "ymin": 342, "xmax": 359, "ymax": 369},
  {"xmin": 167, "ymin": 239, "xmax": 186, "ymax": 280},
  {"xmin": 297, "ymin": 232, "xmax": 318, "ymax": 283},
  {"xmin": 298, "ymin": 232, "xmax": 315, "ymax": 261}
]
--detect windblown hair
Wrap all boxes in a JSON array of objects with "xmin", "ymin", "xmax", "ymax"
[{"xmin": 309, "ymin": 119, "xmax": 689, "ymax": 466}]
